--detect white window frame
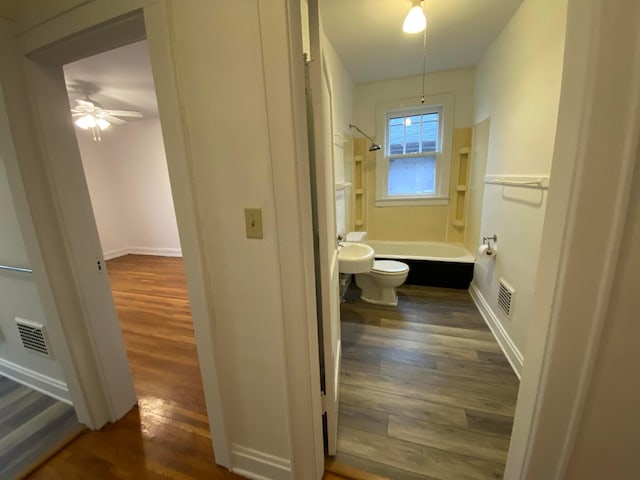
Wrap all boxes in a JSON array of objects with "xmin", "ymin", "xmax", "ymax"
[{"xmin": 375, "ymin": 93, "xmax": 454, "ymax": 206}]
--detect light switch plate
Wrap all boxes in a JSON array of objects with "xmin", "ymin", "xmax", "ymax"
[{"xmin": 244, "ymin": 208, "xmax": 263, "ymax": 239}]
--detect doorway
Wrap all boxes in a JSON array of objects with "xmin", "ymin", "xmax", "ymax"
[
  {"xmin": 48, "ymin": 38, "xmax": 220, "ymax": 472},
  {"xmin": 10, "ymin": 7, "xmax": 230, "ymax": 475}
]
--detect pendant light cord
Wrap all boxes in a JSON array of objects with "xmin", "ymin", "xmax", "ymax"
[{"xmin": 421, "ymin": 3, "xmax": 427, "ymax": 104}]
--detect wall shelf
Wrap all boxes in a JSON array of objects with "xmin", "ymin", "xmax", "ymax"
[
  {"xmin": 352, "ymin": 139, "xmax": 368, "ymax": 231},
  {"xmin": 452, "ymin": 146, "xmax": 471, "ymax": 229}
]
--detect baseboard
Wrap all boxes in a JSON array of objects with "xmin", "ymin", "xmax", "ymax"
[
  {"xmin": 0, "ymin": 357, "xmax": 71, "ymax": 404},
  {"xmin": 469, "ymin": 283, "xmax": 523, "ymax": 379},
  {"xmin": 231, "ymin": 444, "xmax": 292, "ymax": 480},
  {"xmin": 102, "ymin": 247, "xmax": 183, "ymax": 259},
  {"xmin": 103, "ymin": 247, "xmax": 129, "ymax": 260},
  {"xmin": 125, "ymin": 246, "xmax": 182, "ymax": 257}
]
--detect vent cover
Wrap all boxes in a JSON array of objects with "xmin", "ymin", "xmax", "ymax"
[
  {"xmin": 498, "ymin": 279, "xmax": 515, "ymax": 318},
  {"xmin": 16, "ymin": 318, "xmax": 50, "ymax": 357}
]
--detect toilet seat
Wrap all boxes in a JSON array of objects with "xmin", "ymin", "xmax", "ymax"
[{"xmin": 371, "ymin": 260, "xmax": 409, "ymax": 275}]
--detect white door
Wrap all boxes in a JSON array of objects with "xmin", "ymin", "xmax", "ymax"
[{"xmin": 307, "ymin": 0, "xmax": 342, "ymax": 456}]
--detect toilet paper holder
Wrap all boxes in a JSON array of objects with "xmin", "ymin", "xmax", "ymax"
[{"xmin": 482, "ymin": 234, "xmax": 498, "ymax": 251}]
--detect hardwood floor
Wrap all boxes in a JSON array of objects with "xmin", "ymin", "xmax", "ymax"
[
  {"xmin": 23, "ymin": 255, "xmax": 513, "ymax": 480},
  {"xmin": 0, "ymin": 376, "xmax": 83, "ymax": 480},
  {"xmin": 334, "ymin": 284, "xmax": 519, "ymax": 480},
  {"xmin": 27, "ymin": 255, "xmax": 244, "ymax": 479}
]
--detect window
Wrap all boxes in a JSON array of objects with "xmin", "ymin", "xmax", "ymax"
[{"xmin": 375, "ymin": 93, "xmax": 454, "ymax": 206}]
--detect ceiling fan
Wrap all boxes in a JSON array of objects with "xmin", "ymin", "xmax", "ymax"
[{"xmin": 71, "ymin": 97, "xmax": 143, "ymax": 141}]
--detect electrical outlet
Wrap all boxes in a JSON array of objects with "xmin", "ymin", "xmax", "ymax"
[{"xmin": 244, "ymin": 208, "xmax": 263, "ymax": 239}]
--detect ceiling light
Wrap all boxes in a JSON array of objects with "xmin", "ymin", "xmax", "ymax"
[
  {"xmin": 74, "ymin": 113, "xmax": 110, "ymax": 141},
  {"xmin": 75, "ymin": 114, "xmax": 96, "ymax": 130},
  {"xmin": 403, "ymin": 0, "xmax": 426, "ymax": 34},
  {"xmin": 96, "ymin": 118, "xmax": 110, "ymax": 130}
]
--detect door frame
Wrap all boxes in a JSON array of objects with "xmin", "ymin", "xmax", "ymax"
[
  {"xmin": 288, "ymin": 0, "xmax": 640, "ymax": 478},
  {"xmin": 505, "ymin": 0, "xmax": 640, "ymax": 477},
  {"xmin": 5, "ymin": 1, "xmax": 230, "ymax": 468}
]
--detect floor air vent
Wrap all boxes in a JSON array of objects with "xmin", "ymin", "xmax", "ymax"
[
  {"xmin": 498, "ymin": 279, "xmax": 515, "ymax": 318},
  {"xmin": 16, "ymin": 318, "xmax": 50, "ymax": 357}
]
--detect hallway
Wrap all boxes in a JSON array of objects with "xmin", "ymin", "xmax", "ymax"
[{"xmin": 0, "ymin": 376, "xmax": 82, "ymax": 479}]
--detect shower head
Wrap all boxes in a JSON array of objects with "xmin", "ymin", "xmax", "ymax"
[{"xmin": 349, "ymin": 123, "xmax": 382, "ymax": 153}]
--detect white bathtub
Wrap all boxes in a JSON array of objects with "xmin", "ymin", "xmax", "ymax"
[{"xmin": 365, "ymin": 240, "xmax": 474, "ymax": 263}]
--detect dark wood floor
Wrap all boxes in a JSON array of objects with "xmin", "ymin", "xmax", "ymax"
[
  {"xmin": 334, "ymin": 284, "xmax": 519, "ymax": 480},
  {"xmin": 25, "ymin": 255, "xmax": 355, "ymax": 480},
  {"xmin": 22, "ymin": 255, "xmax": 513, "ymax": 480},
  {"xmin": 0, "ymin": 376, "xmax": 83, "ymax": 480},
  {"xmin": 28, "ymin": 255, "xmax": 244, "ymax": 479}
]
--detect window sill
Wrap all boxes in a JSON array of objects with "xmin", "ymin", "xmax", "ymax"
[{"xmin": 375, "ymin": 196, "xmax": 449, "ymax": 207}]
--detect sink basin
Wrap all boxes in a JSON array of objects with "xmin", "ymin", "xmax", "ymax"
[{"xmin": 338, "ymin": 242, "xmax": 375, "ymax": 274}]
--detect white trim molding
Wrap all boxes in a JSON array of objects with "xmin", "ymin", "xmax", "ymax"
[
  {"xmin": 231, "ymin": 445, "xmax": 292, "ymax": 480},
  {"xmin": 102, "ymin": 247, "xmax": 129, "ymax": 261},
  {"xmin": 103, "ymin": 247, "xmax": 182, "ymax": 261},
  {"xmin": 256, "ymin": 0, "xmax": 325, "ymax": 477},
  {"xmin": 0, "ymin": 357, "xmax": 71, "ymax": 404},
  {"xmin": 469, "ymin": 283, "xmax": 523, "ymax": 378},
  {"xmin": 127, "ymin": 247, "xmax": 182, "ymax": 257}
]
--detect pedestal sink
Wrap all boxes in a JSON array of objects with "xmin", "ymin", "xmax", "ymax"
[{"xmin": 338, "ymin": 242, "xmax": 375, "ymax": 274}]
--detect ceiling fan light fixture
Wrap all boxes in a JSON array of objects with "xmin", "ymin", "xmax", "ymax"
[
  {"xmin": 96, "ymin": 117, "xmax": 110, "ymax": 130},
  {"xmin": 75, "ymin": 114, "xmax": 96, "ymax": 130},
  {"xmin": 403, "ymin": 0, "xmax": 426, "ymax": 34}
]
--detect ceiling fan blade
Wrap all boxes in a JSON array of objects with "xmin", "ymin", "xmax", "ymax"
[
  {"xmin": 104, "ymin": 109, "xmax": 143, "ymax": 118},
  {"xmin": 71, "ymin": 112, "xmax": 85, "ymax": 117},
  {"xmin": 75, "ymin": 98, "xmax": 94, "ymax": 107},
  {"xmin": 101, "ymin": 114, "xmax": 126, "ymax": 125}
]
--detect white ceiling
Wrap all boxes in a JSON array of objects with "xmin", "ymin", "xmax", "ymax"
[
  {"xmin": 63, "ymin": 40, "xmax": 159, "ymax": 118},
  {"xmin": 321, "ymin": 0, "xmax": 523, "ymax": 84}
]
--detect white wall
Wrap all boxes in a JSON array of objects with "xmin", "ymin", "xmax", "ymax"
[
  {"xmin": 77, "ymin": 118, "xmax": 182, "ymax": 259},
  {"xmin": 0, "ymin": 81, "xmax": 68, "ymax": 399},
  {"xmin": 76, "ymin": 128, "xmax": 128, "ymax": 256},
  {"xmin": 470, "ymin": 0, "xmax": 568, "ymax": 373},
  {"xmin": 165, "ymin": 0, "xmax": 295, "ymax": 467},
  {"xmin": 355, "ymin": 68, "xmax": 476, "ymax": 135},
  {"xmin": 322, "ymin": 34, "xmax": 353, "ymax": 142}
]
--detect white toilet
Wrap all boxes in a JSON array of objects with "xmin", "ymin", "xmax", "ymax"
[
  {"xmin": 355, "ymin": 260, "xmax": 410, "ymax": 307},
  {"xmin": 345, "ymin": 232, "xmax": 410, "ymax": 307}
]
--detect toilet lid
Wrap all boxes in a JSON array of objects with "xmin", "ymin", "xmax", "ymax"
[{"xmin": 372, "ymin": 260, "xmax": 409, "ymax": 274}]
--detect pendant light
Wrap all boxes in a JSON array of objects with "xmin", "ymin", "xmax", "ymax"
[{"xmin": 403, "ymin": 0, "xmax": 426, "ymax": 34}]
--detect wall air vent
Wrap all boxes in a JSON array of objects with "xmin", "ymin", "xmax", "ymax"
[
  {"xmin": 498, "ymin": 279, "xmax": 515, "ymax": 318},
  {"xmin": 15, "ymin": 318, "xmax": 50, "ymax": 357}
]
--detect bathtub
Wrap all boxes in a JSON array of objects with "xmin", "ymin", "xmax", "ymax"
[{"xmin": 364, "ymin": 240, "xmax": 475, "ymax": 289}]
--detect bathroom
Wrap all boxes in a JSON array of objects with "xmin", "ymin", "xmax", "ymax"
[{"xmin": 315, "ymin": 0, "xmax": 563, "ymax": 478}]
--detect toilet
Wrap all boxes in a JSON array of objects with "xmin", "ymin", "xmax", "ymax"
[
  {"xmin": 345, "ymin": 232, "xmax": 410, "ymax": 307},
  {"xmin": 355, "ymin": 260, "xmax": 410, "ymax": 307}
]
